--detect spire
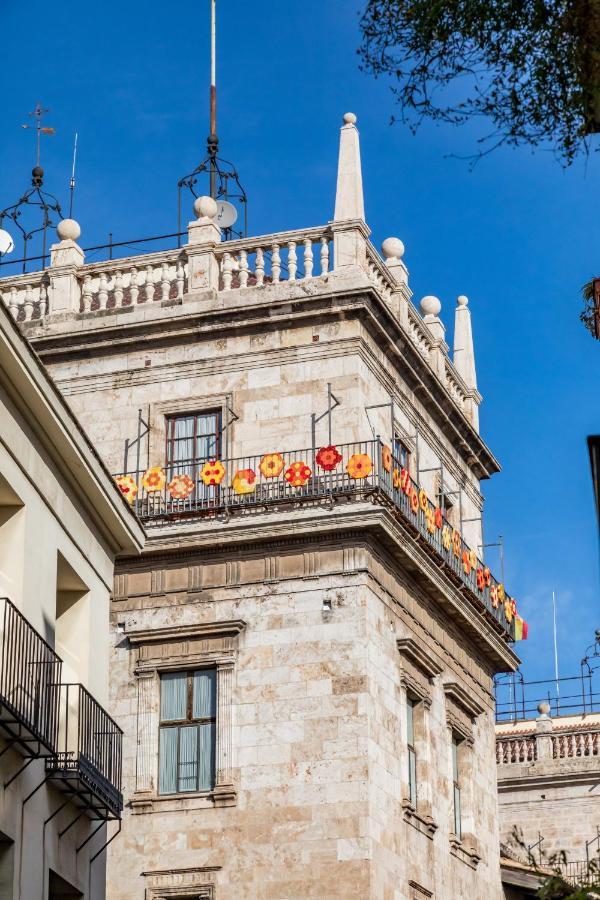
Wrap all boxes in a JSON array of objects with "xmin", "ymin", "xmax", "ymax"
[
  {"xmin": 453, "ymin": 295, "xmax": 477, "ymax": 391},
  {"xmin": 334, "ymin": 113, "xmax": 365, "ymax": 222}
]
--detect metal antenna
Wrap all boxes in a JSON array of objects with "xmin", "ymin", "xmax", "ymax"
[
  {"xmin": 69, "ymin": 133, "xmax": 78, "ymax": 218},
  {"xmin": 21, "ymin": 102, "xmax": 55, "ymax": 168},
  {"xmin": 209, "ymin": 0, "xmax": 218, "ymax": 199},
  {"xmin": 552, "ymin": 589, "xmax": 560, "ymax": 711}
]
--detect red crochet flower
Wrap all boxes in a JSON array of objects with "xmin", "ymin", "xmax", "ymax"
[
  {"xmin": 476, "ymin": 568, "xmax": 485, "ymax": 591},
  {"xmin": 434, "ymin": 507, "xmax": 443, "ymax": 529},
  {"xmin": 285, "ymin": 461, "xmax": 312, "ymax": 487},
  {"xmin": 316, "ymin": 445, "xmax": 343, "ymax": 472}
]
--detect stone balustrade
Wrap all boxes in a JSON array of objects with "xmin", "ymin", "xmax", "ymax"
[
  {"xmin": 214, "ymin": 225, "xmax": 332, "ymax": 289},
  {"xmin": 496, "ymin": 735, "xmax": 538, "ymax": 764},
  {"xmin": 552, "ymin": 729, "xmax": 600, "ymax": 759},
  {"xmin": 0, "ymin": 220, "xmax": 477, "ymax": 427}
]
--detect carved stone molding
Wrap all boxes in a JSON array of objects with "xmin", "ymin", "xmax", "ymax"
[
  {"xmin": 397, "ymin": 636, "xmax": 443, "ymax": 705},
  {"xmin": 143, "ymin": 865, "xmax": 220, "ymax": 898},
  {"xmin": 402, "ymin": 799, "xmax": 438, "ymax": 840},
  {"xmin": 443, "ymin": 680, "xmax": 484, "ymax": 740},
  {"xmin": 397, "ymin": 637, "xmax": 443, "ymax": 680}
]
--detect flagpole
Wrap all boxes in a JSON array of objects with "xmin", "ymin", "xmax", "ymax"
[{"xmin": 552, "ymin": 589, "xmax": 560, "ymax": 713}]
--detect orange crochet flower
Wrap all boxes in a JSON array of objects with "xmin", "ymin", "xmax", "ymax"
[
  {"xmin": 199, "ymin": 460, "xmax": 226, "ymax": 486},
  {"xmin": 142, "ymin": 466, "xmax": 166, "ymax": 493},
  {"xmin": 410, "ymin": 488, "xmax": 419, "ymax": 514},
  {"xmin": 259, "ymin": 453, "xmax": 285, "ymax": 478},
  {"xmin": 316, "ymin": 445, "xmax": 343, "ymax": 472},
  {"xmin": 504, "ymin": 596, "xmax": 515, "ymax": 624},
  {"xmin": 452, "ymin": 530, "xmax": 462, "ymax": 558},
  {"xmin": 347, "ymin": 453, "xmax": 372, "ymax": 480},
  {"xmin": 232, "ymin": 468, "xmax": 257, "ymax": 495},
  {"xmin": 490, "ymin": 585, "xmax": 499, "ymax": 608},
  {"xmin": 434, "ymin": 507, "xmax": 443, "ymax": 529},
  {"xmin": 426, "ymin": 507, "xmax": 436, "ymax": 533},
  {"xmin": 381, "ymin": 444, "xmax": 393, "ymax": 473},
  {"xmin": 285, "ymin": 461, "xmax": 312, "ymax": 487},
  {"xmin": 115, "ymin": 474, "xmax": 138, "ymax": 503},
  {"xmin": 462, "ymin": 549, "xmax": 471, "ymax": 575},
  {"xmin": 476, "ymin": 568, "xmax": 485, "ymax": 591},
  {"xmin": 419, "ymin": 488, "xmax": 428, "ymax": 512},
  {"xmin": 392, "ymin": 468, "xmax": 402, "ymax": 489},
  {"xmin": 167, "ymin": 473, "xmax": 195, "ymax": 500}
]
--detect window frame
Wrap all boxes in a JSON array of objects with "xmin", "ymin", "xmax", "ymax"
[
  {"xmin": 164, "ymin": 409, "xmax": 222, "ymax": 474},
  {"xmin": 451, "ymin": 734, "xmax": 462, "ymax": 840},
  {"xmin": 158, "ymin": 668, "xmax": 217, "ymax": 796},
  {"xmin": 406, "ymin": 696, "xmax": 418, "ymax": 808},
  {"xmin": 393, "ymin": 434, "xmax": 411, "ymax": 471}
]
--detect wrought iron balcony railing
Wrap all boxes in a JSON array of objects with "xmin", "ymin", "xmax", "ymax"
[
  {"xmin": 0, "ymin": 596, "xmax": 62, "ymax": 756},
  {"xmin": 114, "ymin": 438, "xmax": 520, "ymax": 641},
  {"xmin": 46, "ymin": 683, "xmax": 123, "ymax": 819}
]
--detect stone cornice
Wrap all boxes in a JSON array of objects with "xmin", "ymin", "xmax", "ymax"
[
  {"xmin": 26, "ymin": 279, "xmax": 499, "ymax": 479},
  {"xmin": 126, "ymin": 619, "xmax": 246, "ymax": 645},
  {"xmin": 397, "ymin": 637, "xmax": 443, "ymax": 680},
  {"xmin": 443, "ymin": 681, "xmax": 485, "ymax": 719},
  {"xmin": 116, "ymin": 502, "xmax": 519, "ymax": 673}
]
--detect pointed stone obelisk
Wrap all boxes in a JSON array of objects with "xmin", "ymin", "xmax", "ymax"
[
  {"xmin": 334, "ymin": 113, "xmax": 365, "ymax": 222},
  {"xmin": 453, "ymin": 295, "xmax": 479, "ymax": 430}
]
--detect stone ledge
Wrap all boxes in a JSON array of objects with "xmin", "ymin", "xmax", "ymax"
[
  {"xmin": 449, "ymin": 835, "xmax": 481, "ymax": 869},
  {"xmin": 402, "ymin": 799, "xmax": 438, "ymax": 839}
]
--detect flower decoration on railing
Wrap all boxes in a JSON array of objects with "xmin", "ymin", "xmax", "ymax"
[
  {"xmin": 142, "ymin": 466, "xmax": 166, "ymax": 493},
  {"xmin": 232, "ymin": 468, "xmax": 257, "ymax": 495},
  {"xmin": 200, "ymin": 460, "xmax": 226, "ymax": 486},
  {"xmin": 259, "ymin": 453, "xmax": 285, "ymax": 478},
  {"xmin": 347, "ymin": 453, "xmax": 373, "ymax": 479},
  {"xmin": 316, "ymin": 445, "xmax": 343, "ymax": 472},
  {"xmin": 381, "ymin": 445, "xmax": 392, "ymax": 473},
  {"xmin": 116, "ymin": 474, "xmax": 138, "ymax": 503},
  {"xmin": 285, "ymin": 461, "xmax": 312, "ymax": 487},
  {"xmin": 111, "ymin": 437, "xmax": 528, "ymax": 641},
  {"xmin": 168, "ymin": 473, "xmax": 195, "ymax": 500}
]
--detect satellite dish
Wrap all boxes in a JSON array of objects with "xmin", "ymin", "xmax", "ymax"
[
  {"xmin": 216, "ymin": 200, "xmax": 238, "ymax": 229},
  {"xmin": 0, "ymin": 229, "xmax": 14, "ymax": 255}
]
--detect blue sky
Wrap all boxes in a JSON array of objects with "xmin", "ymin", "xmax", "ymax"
[{"xmin": 1, "ymin": 0, "xmax": 599, "ymax": 687}]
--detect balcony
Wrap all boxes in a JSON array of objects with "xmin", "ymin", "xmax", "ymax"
[
  {"xmin": 0, "ymin": 596, "xmax": 62, "ymax": 757},
  {"xmin": 46, "ymin": 683, "xmax": 123, "ymax": 819},
  {"xmin": 114, "ymin": 438, "xmax": 521, "ymax": 642}
]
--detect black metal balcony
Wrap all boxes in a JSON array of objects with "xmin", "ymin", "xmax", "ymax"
[
  {"xmin": 114, "ymin": 438, "xmax": 521, "ymax": 641},
  {"xmin": 0, "ymin": 596, "xmax": 62, "ymax": 756},
  {"xmin": 46, "ymin": 683, "xmax": 123, "ymax": 819}
]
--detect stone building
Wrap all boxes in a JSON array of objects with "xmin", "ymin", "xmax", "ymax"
[
  {"xmin": 497, "ymin": 706, "xmax": 600, "ymax": 887},
  {"xmin": 2, "ymin": 113, "xmax": 525, "ymax": 898},
  {"xmin": 0, "ymin": 299, "xmax": 143, "ymax": 897}
]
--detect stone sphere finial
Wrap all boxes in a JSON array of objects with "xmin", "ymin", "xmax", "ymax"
[
  {"xmin": 457, "ymin": 294, "xmax": 469, "ymax": 307},
  {"xmin": 420, "ymin": 295, "xmax": 442, "ymax": 318},
  {"xmin": 193, "ymin": 195, "xmax": 218, "ymax": 220},
  {"xmin": 56, "ymin": 218, "xmax": 81, "ymax": 242},
  {"xmin": 381, "ymin": 237, "xmax": 405, "ymax": 261},
  {"xmin": 343, "ymin": 112, "xmax": 357, "ymax": 125},
  {"xmin": 537, "ymin": 701, "xmax": 551, "ymax": 718}
]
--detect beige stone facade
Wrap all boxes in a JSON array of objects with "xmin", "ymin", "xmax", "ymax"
[
  {"xmin": 497, "ymin": 711, "xmax": 600, "ymax": 879},
  {"xmin": 0, "ymin": 302, "xmax": 143, "ymax": 898},
  {"xmin": 2, "ymin": 113, "xmax": 522, "ymax": 898}
]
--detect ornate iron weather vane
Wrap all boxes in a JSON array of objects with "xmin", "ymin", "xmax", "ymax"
[{"xmin": 0, "ymin": 103, "xmax": 64, "ymax": 271}]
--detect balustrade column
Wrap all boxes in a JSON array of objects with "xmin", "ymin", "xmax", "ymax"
[
  {"xmin": 130, "ymin": 267, "xmax": 139, "ymax": 305},
  {"xmin": 304, "ymin": 239, "xmax": 313, "ymax": 278},
  {"xmin": 271, "ymin": 244, "xmax": 281, "ymax": 283},
  {"xmin": 145, "ymin": 266, "xmax": 155, "ymax": 302},
  {"xmin": 239, "ymin": 250, "xmax": 248, "ymax": 288},
  {"xmin": 23, "ymin": 285, "xmax": 34, "ymax": 321},
  {"xmin": 255, "ymin": 248, "xmax": 265, "ymax": 286},
  {"xmin": 161, "ymin": 263, "xmax": 170, "ymax": 302},
  {"xmin": 98, "ymin": 273, "xmax": 109, "ymax": 310},
  {"xmin": 288, "ymin": 241, "xmax": 297, "ymax": 281},
  {"xmin": 82, "ymin": 275, "xmax": 92, "ymax": 312}
]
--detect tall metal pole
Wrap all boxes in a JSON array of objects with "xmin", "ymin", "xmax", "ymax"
[
  {"xmin": 552, "ymin": 589, "xmax": 560, "ymax": 711},
  {"xmin": 209, "ymin": 0, "xmax": 218, "ymax": 199},
  {"xmin": 69, "ymin": 133, "xmax": 78, "ymax": 218}
]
